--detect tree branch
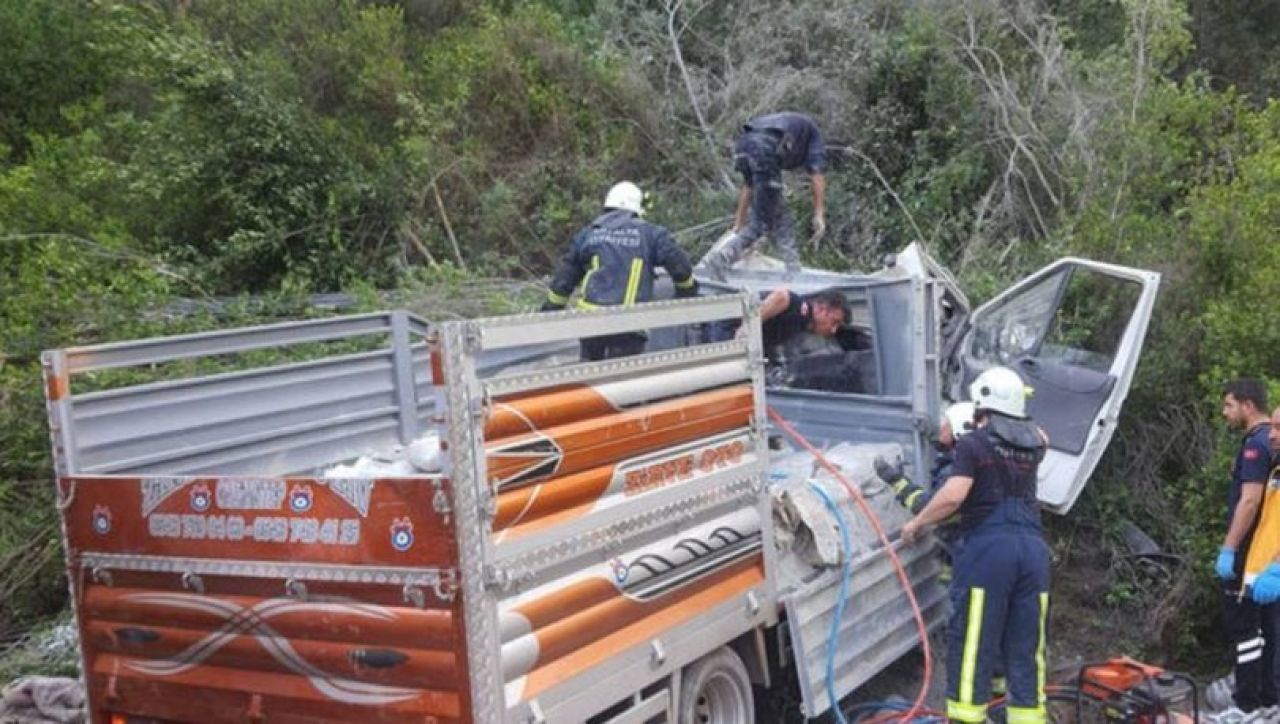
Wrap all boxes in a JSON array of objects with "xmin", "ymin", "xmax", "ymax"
[{"xmin": 665, "ymin": 0, "xmax": 735, "ymax": 191}]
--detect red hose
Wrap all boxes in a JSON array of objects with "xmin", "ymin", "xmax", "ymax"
[{"xmin": 767, "ymin": 406, "xmax": 935, "ymax": 722}]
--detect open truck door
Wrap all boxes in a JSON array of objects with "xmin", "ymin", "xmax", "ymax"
[{"xmin": 952, "ymin": 258, "xmax": 1160, "ymax": 514}]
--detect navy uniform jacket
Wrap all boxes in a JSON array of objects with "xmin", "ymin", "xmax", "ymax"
[
  {"xmin": 545, "ymin": 210, "xmax": 696, "ymax": 310},
  {"xmin": 950, "ymin": 418, "xmax": 1046, "ymax": 534},
  {"xmin": 1227, "ymin": 422, "xmax": 1272, "ymax": 564},
  {"xmin": 742, "ymin": 112, "xmax": 828, "ymax": 174}
]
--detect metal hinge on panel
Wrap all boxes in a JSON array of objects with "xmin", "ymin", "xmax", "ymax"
[
  {"xmin": 90, "ymin": 567, "xmax": 113, "ymax": 587},
  {"xmin": 431, "ymin": 479, "xmax": 453, "ymax": 525},
  {"xmin": 650, "ymin": 638, "xmax": 666, "ymax": 666},
  {"xmin": 434, "ymin": 569, "xmax": 459, "ymax": 602},
  {"xmin": 484, "ymin": 564, "xmax": 512, "ymax": 592},
  {"xmin": 284, "ymin": 578, "xmax": 308, "ymax": 600},
  {"xmin": 404, "ymin": 568, "xmax": 458, "ymax": 607},
  {"xmin": 463, "ymin": 324, "xmax": 484, "ymax": 354},
  {"xmin": 181, "ymin": 571, "xmax": 204, "ymax": 594},
  {"xmin": 402, "ymin": 583, "xmax": 426, "ymax": 609}
]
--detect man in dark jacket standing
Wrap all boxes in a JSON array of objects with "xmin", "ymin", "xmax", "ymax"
[
  {"xmin": 542, "ymin": 181, "xmax": 698, "ymax": 361},
  {"xmin": 701, "ymin": 111, "xmax": 827, "ymax": 280},
  {"xmin": 1214, "ymin": 378, "xmax": 1275, "ymax": 715}
]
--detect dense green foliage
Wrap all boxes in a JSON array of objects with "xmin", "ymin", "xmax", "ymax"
[{"xmin": 1, "ymin": 0, "xmax": 1278, "ymax": 669}]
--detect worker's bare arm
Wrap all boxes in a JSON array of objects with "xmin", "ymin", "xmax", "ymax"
[
  {"xmin": 733, "ymin": 187, "xmax": 751, "ymax": 232},
  {"xmin": 758, "ymin": 288, "xmax": 792, "ymax": 322},
  {"xmin": 810, "ymin": 173, "xmax": 826, "ymax": 220}
]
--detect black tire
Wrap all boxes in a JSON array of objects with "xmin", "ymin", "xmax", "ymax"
[{"xmin": 679, "ymin": 646, "xmax": 755, "ymax": 724}]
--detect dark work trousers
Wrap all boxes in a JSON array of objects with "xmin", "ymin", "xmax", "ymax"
[
  {"xmin": 724, "ymin": 131, "xmax": 798, "ymax": 273},
  {"xmin": 946, "ymin": 500, "xmax": 1051, "ymax": 724},
  {"xmin": 579, "ymin": 332, "xmax": 645, "ymax": 362},
  {"xmin": 1222, "ymin": 582, "xmax": 1280, "ymax": 712}
]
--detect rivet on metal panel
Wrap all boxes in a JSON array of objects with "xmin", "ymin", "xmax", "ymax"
[
  {"xmin": 745, "ymin": 590, "xmax": 761, "ymax": 616},
  {"xmin": 284, "ymin": 578, "xmax": 308, "ymax": 600},
  {"xmin": 528, "ymin": 700, "xmax": 547, "ymax": 724},
  {"xmin": 402, "ymin": 583, "xmax": 426, "ymax": 609},
  {"xmin": 247, "ymin": 693, "xmax": 265, "ymax": 723},
  {"xmin": 90, "ymin": 567, "xmax": 113, "ymax": 587},
  {"xmin": 181, "ymin": 571, "xmax": 204, "ymax": 594},
  {"xmin": 650, "ymin": 638, "xmax": 667, "ymax": 666}
]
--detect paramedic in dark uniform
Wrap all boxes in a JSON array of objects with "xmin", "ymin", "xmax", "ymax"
[
  {"xmin": 902, "ymin": 366, "xmax": 1050, "ymax": 724},
  {"xmin": 1215, "ymin": 378, "xmax": 1275, "ymax": 713},
  {"xmin": 701, "ymin": 112, "xmax": 827, "ymax": 280},
  {"xmin": 541, "ymin": 181, "xmax": 698, "ymax": 361}
]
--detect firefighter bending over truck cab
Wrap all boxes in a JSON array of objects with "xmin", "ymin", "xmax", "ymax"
[
  {"xmin": 902, "ymin": 366, "xmax": 1051, "ymax": 724},
  {"xmin": 541, "ymin": 181, "xmax": 698, "ymax": 361},
  {"xmin": 758, "ymin": 286, "xmax": 849, "ymax": 355}
]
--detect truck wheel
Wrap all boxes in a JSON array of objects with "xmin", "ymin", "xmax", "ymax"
[{"xmin": 678, "ymin": 646, "xmax": 755, "ymax": 724}]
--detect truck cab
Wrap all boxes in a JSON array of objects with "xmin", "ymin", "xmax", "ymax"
[{"xmin": 690, "ymin": 242, "xmax": 1160, "ymax": 515}]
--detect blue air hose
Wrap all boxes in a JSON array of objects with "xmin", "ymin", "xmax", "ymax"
[{"xmin": 808, "ymin": 481, "xmax": 854, "ymax": 724}]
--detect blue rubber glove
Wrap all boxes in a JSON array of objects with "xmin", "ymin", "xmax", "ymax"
[
  {"xmin": 1216, "ymin": 547, "xmax": 1237, "ymax": 580},
  {"xmin": 1254, "ymin": 564, "xmax": 1280, "ymax": 604}
]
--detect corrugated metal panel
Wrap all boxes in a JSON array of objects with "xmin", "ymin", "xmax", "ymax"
[
  {"xmin": 53, "ymin": 311, "xmax": 431, "ymax": 477},
  {"xmin": 769, "ymin": 442, "xmax": 947, "ymax": 719},
  {"xmin": 73, "ymin": 349, "xmax": 404, "ymax": 475},
  {"xmin": 785, "ymin": 538, "xmax": 948, "ymax": 718},
  {"xmin": 766, "ymin": 392, "xmax": 931, "ymax": 500}
]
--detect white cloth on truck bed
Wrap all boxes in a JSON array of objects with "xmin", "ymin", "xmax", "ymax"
[
  {"xmin": 0, "ymin": 676, "xmax": 85, "ymax": 724},
  {"xmin": 769, "ymin": 442, "xmax": 909, "ymax": 571},
  {"xmin": 322, "ymin": 431, "xmax": 444, "ymax": 477}
]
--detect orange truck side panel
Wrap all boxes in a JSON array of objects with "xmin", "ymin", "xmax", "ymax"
[
  {"xmin": 522, "ymin": 557, "xmax": 765, "ymax": 700},
  {"xmin": 487, "ymin": 385, "xmax": 753, "ymax": 490},
  {"xmin": 61, "ymin": 475, "xmax": 473, "ymax": 724}
]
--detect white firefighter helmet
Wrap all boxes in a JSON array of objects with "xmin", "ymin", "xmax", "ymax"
[
  {"xmin": 969, "ymin": 366, "xmax": 1030, "ymax": 419},
  {"xmin": 604, "ymin": 181, "xmax": 645, "ymax": 216},
  {"xmin": 943, "ymin": 401, "xmax": 977, "ymax": 437}
]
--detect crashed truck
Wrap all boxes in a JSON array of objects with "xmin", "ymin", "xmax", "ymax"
[{"xmin": 41, "ymin": 244, "xmax": 1158, "ymax": 723}]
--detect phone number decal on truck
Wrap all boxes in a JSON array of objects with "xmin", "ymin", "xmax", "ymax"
[{"xmin": 146, "ymin": 513, "xmax": 362, "ymax": 546}]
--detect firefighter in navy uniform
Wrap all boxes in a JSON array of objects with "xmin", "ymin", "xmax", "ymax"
[
  {"xmin": 541, "ymin": 181, "xmax": 698, "ymax": 361},
  {"xmin": 902, "ymin": 367, "xmax": 1051, "ymax": 724}
]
